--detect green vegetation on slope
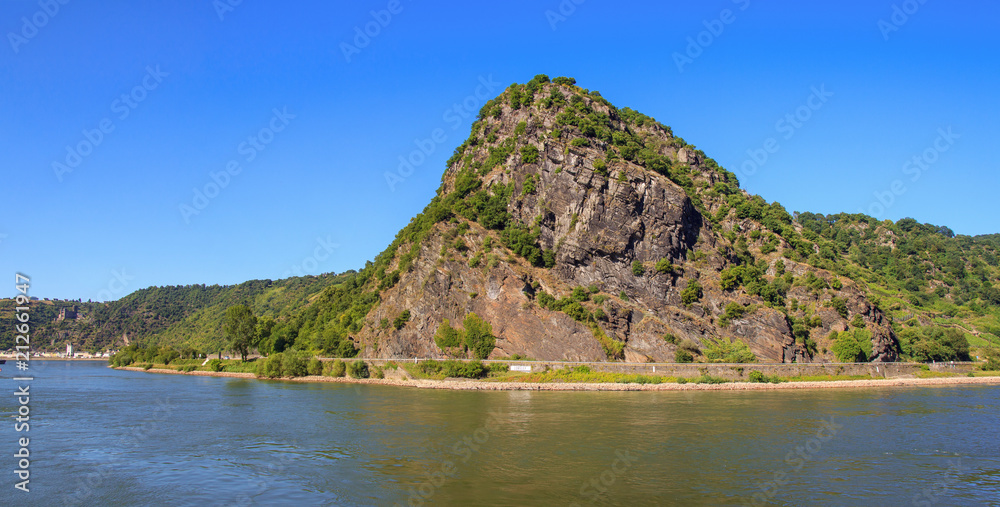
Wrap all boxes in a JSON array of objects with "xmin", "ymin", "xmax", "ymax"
[{"xmin": 6, "ymin": 75, "xmax": 999, "ymax": 364}]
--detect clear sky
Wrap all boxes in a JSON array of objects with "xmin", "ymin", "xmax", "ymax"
[{"xmin": 3, "ymin": 0, "xmax": 998, "ymax": 301}]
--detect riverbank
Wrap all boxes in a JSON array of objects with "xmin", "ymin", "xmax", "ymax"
[
  {"xmin": 116, "ymin": 366, "xmax": 1000, "ymax": 391},
  {"xmin": 1, "ymin": 357, "xmax": 108, "ymax": 361}
]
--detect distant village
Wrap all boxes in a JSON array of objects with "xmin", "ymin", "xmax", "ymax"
[{"xmin": 1, "ymin": 300, "xmax": 119, "ymax": 360}]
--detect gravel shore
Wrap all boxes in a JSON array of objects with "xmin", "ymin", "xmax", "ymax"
[{"xmin": 116, "ymin": 367, "xmax": 1000, "ymax": 391}]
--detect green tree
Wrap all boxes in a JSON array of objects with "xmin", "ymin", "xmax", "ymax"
[
  {"xmin": 632, "ymin": 260, "xmax": 645, "ymax": 276},
  {"xmin": 675, "ymin": 349, "xmax": 694, "ymax": 363},
  {"xmin": 223, "ymin": 304, "xmax": 258, "ymax": 362},
  {"xmin": 681, "ymin": 280, "xmax": 703, "ymax": 305},
  {"xmin": 463, "ymin": 313, "xmax": 496, "ymax": 360},
  {"xmin": 702, "ymin": 336, "xmax": 756, "ymax": 363},
  {"xmin": 393, "ymin": 310, "xmax": 411, "ymax": 330},
  {"xmin": 831, "ymin": 330, "xmax": 870, "ymax": 363},
  {"xmin": 256, "ymin": 317, "xmax": 276, "ymax": 354},
  {"xmin": 434, "ymin": 319, "xmax": 463, "ymax": 349},
  {"xmin": 655, "ymin": 258, "xmax": 674, "ymax": 274}
]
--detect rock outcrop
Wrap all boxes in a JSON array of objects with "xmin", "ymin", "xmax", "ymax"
[{"xmin": 354, "ymin": 76, "xmax": 899, "ymax": 363}]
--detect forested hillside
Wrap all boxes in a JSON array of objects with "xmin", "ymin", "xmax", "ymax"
[
  {"xmin": 4, "ymin": 76, "xmax": 998, "ymax": 364},
  {"xmin": 0, "ymin": 273, "xmax": 349, "ymax": 353}
]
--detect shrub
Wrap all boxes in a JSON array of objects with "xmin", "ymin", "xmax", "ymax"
[
  {"xmin": 347, "ymin": 360, "xmax": 370, "ymax": 379},
  {"xmin": 693, "ymin": 374, "xmax": 727, "ymax": 384},
  {"xmin": 899, "ymin": 327, "xmax": 970, "ymax": 362},
  {"xmin": 655, "ymin": 258, "xmax": 674, "ymax": 274},
  {"xmin": 110, "ymin": 352, "xmax": 134, "ymax": 367},
  {"xmin": 570, "ymin": 138, "xmax": 590, "ymax": 147},
  {"xmin": 520, "ymin": 145, "xmax": 539, "ymax": 164},
  {"xmin": 675, "ymin": 349, "xmax": 694, "ymax": 363},
  {"xmin": 488, "ymin": 363, "xmax": 510, "ymax": 374},
  {"xmin": 681, "ymin": 280, "xmax": 703, "ymax": 305},
  {"xmin": 307, "ymin": 357, "xmax": 323, "ymax": 376},
  {"xmin": 434, "ymin": 319, "xmax": 463, "ymax": 349},
  {"xmin": 663, "ymin": 333, "xmax": 679, "ymax": 344},
  {"xmin": 593, "ymin": 158, "xmax": 607, "ymax": 176},
  {"xmin": 257, "ymin": 354, "xmax": 284, "ymax": 378},
  {"xmin": 831, "ymin": 297, "xmax": 849, "ymax": 319},
  {"xmin": 326, "ymin": 359, "xmax": 346, "ymax": 377},
  {"xmin": 393, "ymin": 310, "xmax": 411, "ymax": 330},
  {"xmin": 562, "ymin": 302, "xmax": 591, "ymax": 322},
  {"xmin": 632, "ymin": 260, "xmax": 645, "ymax": 276},
  {"xmin": 281, "ymin": 351, "xmax": 309, "ymax": 377},
  {"xmin": 208, "ymin": 359, "xmax": 224, "ymax": 372},
  {"xmin": 981, "ymin": 355, "xmax": 1000, "ymax": 371},
  {"xmin": 831, "ymin": 330, "xmax": 869, "ymax": 363},
  {"xmin": 717, "ymin": 303, "xmax": 746, "ymax": 328},
  {"xmin": 418, "ymin": 360, "xmax": 488, "ymax": 379},
  {"xmin": 748, "ymin": 370, "xmax": 783, "ymax": 383},
  {"xmin": 463, "ymin": 313, "xmax": 496, "ymax": 360},
  {"xmin": 703, "ymin": 336, "xmax": 757, "ymax": 363}
]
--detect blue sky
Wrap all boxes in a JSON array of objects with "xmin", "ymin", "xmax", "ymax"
[{"xmin": 2, "ymin": 0, "xmax": 998, "ymax": 301}]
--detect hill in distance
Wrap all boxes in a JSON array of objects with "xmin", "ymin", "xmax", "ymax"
[{"xmin": 5, "ymin": 75, "xmax": 1000, "ymax": 364}]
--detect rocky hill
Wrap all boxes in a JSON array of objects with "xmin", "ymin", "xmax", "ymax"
[
  {"xmin": 7, "ymin": 75, "xmax": 998, "ymax": 364},
  {"xmin": 352, "ymin": 75, "xmax": 901, "ymax": 363}
]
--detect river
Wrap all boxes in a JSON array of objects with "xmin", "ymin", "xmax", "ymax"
[{"xmin": 2, "ymin": 361, "xmax": 998, "ymax": 506}]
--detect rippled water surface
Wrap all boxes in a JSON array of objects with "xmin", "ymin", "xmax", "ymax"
[{"xmin": 2, "ymin": 361, "xmax": 999, "ymax": 506}]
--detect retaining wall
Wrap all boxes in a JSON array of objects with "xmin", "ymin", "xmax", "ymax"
[{"xmin": 338, "ymin": 358, "xmax": 981, "ymax": 381}]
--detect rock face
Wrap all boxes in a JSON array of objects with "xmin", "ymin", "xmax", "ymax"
[{"xmin": 355, "ymin": 78, "xmax": 899, "ymax": 363}]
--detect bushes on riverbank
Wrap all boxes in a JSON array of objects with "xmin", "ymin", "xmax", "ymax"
[
  {"xmin": 747, "ymin": 370, "xmax": 783, "ymax": 383},
  {"xmin": 347, "ymin": 360, "xmax": 370, "ymax": 379},
  {"xmin": 417, "ymin": 359, "xmax": 489, "ymax": 379},
  {"xmin": 109, "ymin": 344, "xmax": 205, "ymax": 367}
]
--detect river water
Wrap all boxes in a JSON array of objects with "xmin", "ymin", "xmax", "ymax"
[{"xmin": 1, "ymin": 361, "xmax": 999, "ymax": 506}]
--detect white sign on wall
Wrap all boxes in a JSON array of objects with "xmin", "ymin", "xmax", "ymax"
[{"xmin": 510, "ymin": 365, "xmax": 532, "ymax": 372}]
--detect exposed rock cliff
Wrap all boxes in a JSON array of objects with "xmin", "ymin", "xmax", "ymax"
[{"xmin": 350, "ymin": 76, "xmax": 899, "ymax": 363}]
